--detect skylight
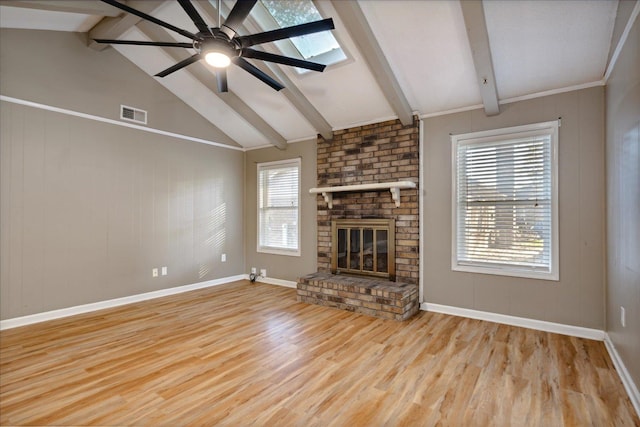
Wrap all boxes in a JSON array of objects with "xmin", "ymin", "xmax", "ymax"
[{"xmin": 259, "ymin": 0, "xmax": 346, "ymax": 69}]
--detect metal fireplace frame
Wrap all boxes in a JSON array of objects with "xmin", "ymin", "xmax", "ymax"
[{"xmin": 331, "ymin": 218, "xmax": 396, "ymax": 281}]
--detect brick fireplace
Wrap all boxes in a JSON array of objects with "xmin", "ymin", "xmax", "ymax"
[
  {"xmin": 297, "ymin": 116, "xmax": 420, "ymax": 320},
  {"xmin": 316, "ymin": 116, "xmax": 420, "ymax": 284}
]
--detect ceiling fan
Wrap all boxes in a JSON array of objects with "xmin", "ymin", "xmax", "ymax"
[{"xmin": 95, "ymin": 0, "xmax": 335, "ymax": 92}]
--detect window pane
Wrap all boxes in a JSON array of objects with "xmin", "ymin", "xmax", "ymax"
[
  {"xmin": 258, "ymin": 160, "xmax": 300, "ymax": 254},
  {"xmin": 261, "ymin": 0, "xmax": 341, "ymax": 61},
  {"xmin": 259, "ymin": 208, "xmax": 298, "ymax": 249}
]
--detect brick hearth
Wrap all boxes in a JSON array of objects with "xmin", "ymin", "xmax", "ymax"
[{"xmin": 297, "ymin": 272, "xmax": 419, "ymax": 321}]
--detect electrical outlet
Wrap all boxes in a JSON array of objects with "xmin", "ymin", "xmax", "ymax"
[
  {"xmin": 161, "ymin": 266, "xmax": 167, "ymax": 276},
  {"xmin": 251, "ymin": 267, "xmax": 257, "ymax": 274},
  {"xmin": 152, "ymin": 268, "xmax": 158, "ymax": 277},
  {"xmin": 621, "ymin": 306, "xmax": 626, "ymax": 328},
  {"xmin": 221, "ymin": 253, "xmax": 226, "ymax": 262},
  {"xmin": 260, "ymin": 268, "xmax": 267, "ymax": 277}
]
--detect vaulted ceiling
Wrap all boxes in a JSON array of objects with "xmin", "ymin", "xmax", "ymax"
[{"xmin": 0, "ymin": 0, "xmax": 627, "ymax": 150}]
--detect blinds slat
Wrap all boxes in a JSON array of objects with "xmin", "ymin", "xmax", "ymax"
[{"xmin": 455, "ymin": 129, "xmax": 554, "ymax": 273}]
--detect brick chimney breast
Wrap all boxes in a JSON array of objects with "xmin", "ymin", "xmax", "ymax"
[{"xmin": 315, "ymin": 117, "xmax": 420, "ymax": 285}]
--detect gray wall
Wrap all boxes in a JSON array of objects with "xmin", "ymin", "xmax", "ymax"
[
  {"xmin": 0, "ymin": 29, "xmax": 245, "ymax": 320},
  {"xmin": 422, "ymin": 86, "xmax": 605, "ymax": 329},
  {"xmin": 244, "ymin": 140, "xmax": 317, "ymax": 282},
  {"xmin": 605, "ymin": 13, "xmax": 640, "ymax": 391},
  {"xmin": 0, "ymin": 29, "xmax": 238, "ymax": 148}
]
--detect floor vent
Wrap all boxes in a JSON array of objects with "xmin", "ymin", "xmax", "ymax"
[{"xmin": 120, "ymin": 105, "xmax": 147, "ymax": 125}]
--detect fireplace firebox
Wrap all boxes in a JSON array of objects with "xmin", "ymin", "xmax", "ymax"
[{"xmin": 331, "ymin": 219, "xmax": 396, "ymax": 281}]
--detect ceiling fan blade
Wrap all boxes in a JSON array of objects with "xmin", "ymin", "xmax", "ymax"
[
  {"xmin": 100, "ymin": 0, "xmax": 199, "ymax": 41},
  {"xmin": 216, "ymin": 69, "xmax": 228, "ymax": 93},
  {"xmin": 238, "ymin": 18, "xmax": 334, "ymax": 48},
  {"xmin": 222, "ymin": 0, "xmax": 258, "ymax": 38},
  {"xmin": 155, "ymin": 53, "xmax": 202, "ymax": 77},
  {"xmin": 232, "ymin": 57, "xmax": 284, "ymax": 91},
  {"xmin": 177, "ymin": 0, "xmax": 211, "ymax": 34},
  {"xmin": 242, "ymin": 49, "xmax": 326, "ymax": 72},
  {"xmin": 93, "ymin": 39, "xmax": 193, "ymax": 48}
]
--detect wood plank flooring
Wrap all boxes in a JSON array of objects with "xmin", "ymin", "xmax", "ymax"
[{"xmin": 1, "ymin": 281, "xmax": 638, "ymax": 426}]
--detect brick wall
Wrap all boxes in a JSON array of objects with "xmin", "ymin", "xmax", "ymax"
[{"xmin": 316, "ymin": 117, "xmax": 420, "ymax": 285}]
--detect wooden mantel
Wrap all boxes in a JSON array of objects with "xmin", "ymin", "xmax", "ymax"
[{"xmin": 309, "ymin": 180, "xmax": 417, "ymax": 208}]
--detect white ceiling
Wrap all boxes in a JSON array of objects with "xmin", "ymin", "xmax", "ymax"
[
  {"xmin": 360, "ymin": 0, "xmax": 482, "ymax": 114},
  {"xmin": 0, "ymin": 0, "xmax": 621, "ymax": 149}
]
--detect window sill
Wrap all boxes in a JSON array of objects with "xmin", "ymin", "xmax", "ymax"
[
  {"xmin": 258, "ymin": 247, "xmax": 301, "ymax": 257},
  {"xmin": 452, "ymin": 263, "xmax": 559, "ymax": 281}
]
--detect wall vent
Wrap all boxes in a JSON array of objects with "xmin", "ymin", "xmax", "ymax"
[{"xmin": 120, "ymin": 105, "xmax": 147, "ymax": 125}]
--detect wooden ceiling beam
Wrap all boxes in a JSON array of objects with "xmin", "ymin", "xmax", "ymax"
[
  {"xmin": 87, "ymin": 0, "xmax": 167, "ymax": 51},
  {"xmin": 460, "ymin": 0, "xmax": 500, "ymax": 116},
  {"xmin": 0, "ymin": 0, "xmax": 121, "ymax": 17},
  {"xmin": 331, "ymin": 0, "xmax": 413, "ymax": 126},
  {"xmin": 268, "ymin": 64, "xmax": 334, "ymax": 141}
]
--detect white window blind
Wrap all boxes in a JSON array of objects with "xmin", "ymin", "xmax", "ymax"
[
  {"xmin": 257, "ymin": 159, "xmax": 301, "ymax": 256},
  {"xmin": 452, "ymin": 121, "xmax": 559, "ymax": 280}
]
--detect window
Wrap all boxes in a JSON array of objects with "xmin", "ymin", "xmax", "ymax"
[
  {"xmin": 258, "ymin": 159, "xmax": 301, "ymax": 256},
  {"xmin": 451, "ymin": 121, "xmax": 559, "ymax": 280},
  {"xmin": 255, "ymin": 0, "xmax": 347, "ymax": 71}
]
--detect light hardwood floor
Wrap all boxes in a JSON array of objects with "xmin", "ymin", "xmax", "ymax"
[{"xmin": 1, "ymin": 281, "xmax": 638, "ymax": 426}]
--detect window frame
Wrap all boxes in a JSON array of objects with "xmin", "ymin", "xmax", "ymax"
[
  {"xmin": 451, "ymin": 121, "xmax": 560, "ymax": 281},
  {"xmin": 257, "ymin": 158, "xmax": 302, "ymax": 257},
  {"xmin": 250, "ymin": 0, "xmax": 349, "ymax": 75}
]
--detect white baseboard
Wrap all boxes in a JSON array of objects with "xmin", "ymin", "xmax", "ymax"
[
  {"xmin": 604, "ymin": 333, "xmax": 640, "ymax": 417},
  {"xmin": 0, "ymin": 274, "xmax": 246, "ymax": 330},
  {"xmin": 244, "ymin": 274, "xmax": 297, "ymax": 288},
  {"xmin": 421, "ymin": 302, "xmax": 605, "ymax": 341}
]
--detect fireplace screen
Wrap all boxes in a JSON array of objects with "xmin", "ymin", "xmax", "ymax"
[{"xmin": 331, "ymin": 219, "xmax": 395, "ymax": 281}]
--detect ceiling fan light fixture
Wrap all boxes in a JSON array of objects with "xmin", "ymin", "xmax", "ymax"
[
  {"xmin": 205, "ymin": 51, "xmax": 231, "ymax": 68},
  {"xmin": 201, "ymin": 38, "xmax": 235, "ymax": 68}
]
